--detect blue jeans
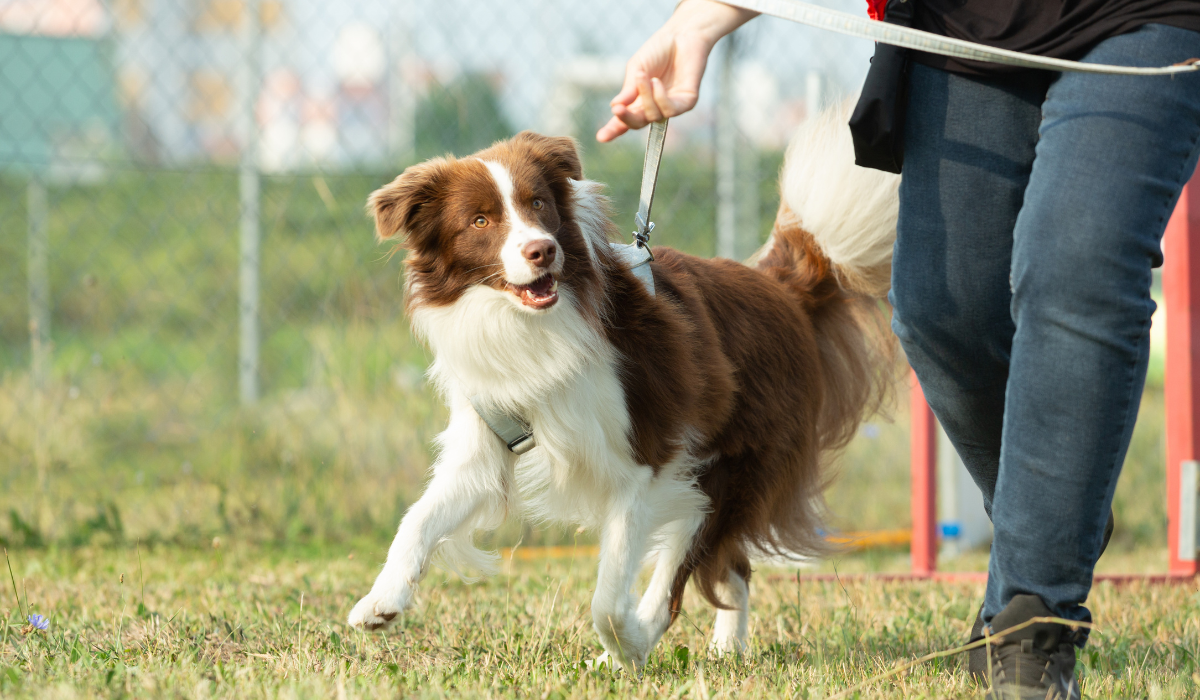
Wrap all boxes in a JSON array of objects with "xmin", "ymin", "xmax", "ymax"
[{"xmin": 891, "ymin": 23, "xmax": 1200, "ymax": 632}]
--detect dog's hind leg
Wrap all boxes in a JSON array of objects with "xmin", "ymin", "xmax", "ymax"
[
  {"xmin": 709, "ymin": 556, "xmax": 751, "ymax": 655},
  {"xmin": 635, "ymin": 515, "xmax": 704, "ymax": 653},
  {"xmin": 348, "ymin": 394, "xmax": 511, "ymax": 631}
]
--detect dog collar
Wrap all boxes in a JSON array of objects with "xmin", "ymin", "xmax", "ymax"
[{"xmin": 469, "ymin": 395, "xmax": 535, "ymax": 455}]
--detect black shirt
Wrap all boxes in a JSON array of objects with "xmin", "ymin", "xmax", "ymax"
[{"xmin": 912, "ymin": 0, "xmax": 1200, "ymax": 74}]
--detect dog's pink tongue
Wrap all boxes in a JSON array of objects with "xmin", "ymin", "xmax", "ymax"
[{"xmin": 527, "ymin": 275, "xmax": 554, "ymax": 298}]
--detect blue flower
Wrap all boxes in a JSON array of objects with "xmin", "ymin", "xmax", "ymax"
[{"xmin": 27, "ymin": 614, "xmax": 48, "ymax": 631}]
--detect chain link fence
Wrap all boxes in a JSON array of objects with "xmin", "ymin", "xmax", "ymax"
[{"xmin": 0, "ymin": 0, "xmax": 928, "ymax": 549}]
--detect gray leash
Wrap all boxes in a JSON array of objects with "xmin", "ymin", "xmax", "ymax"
[
  {"xmin": 609, "ymin": 118, "xmax": 668, "ymax": 296},
  {"xmin": 470, "ymin": 120, "xmax": 669, "ymax": 454},
  {"xmin": 635, "ymin": 119, "xmax": 669, "ymax": 251},
  {"xmin": 721, "ymin": 0, "xmax": 1200, "ymax": 76}
]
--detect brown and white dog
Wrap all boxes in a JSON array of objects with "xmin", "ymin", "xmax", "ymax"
[{"xmin": 348, "ymin": 107, "xmax": 900, "ymax": 670}]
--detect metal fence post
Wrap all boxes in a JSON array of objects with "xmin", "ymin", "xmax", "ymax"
[
  {"xmin": 27, "ymin": 174, "xmax": 50, "ymax": 495},
  {"xmin": 716, "ymin": 31, "xmax": 737, "ymax": 261},
  {"xmin": 388, "ymin": 8, "xmax": 416, "ymax": 166},
  {"xmin": 805, "ymin": 69, "xmax": 822, "ymax": 119},
  {"xmin": 238, "ymin": 0, "xmax": 263, "ymax": 405},
  {"xmin": 27, "ymin": 176, "xmax": 50, "ymax": 392},
  {"xmin": 1165, "ymin": 166, "xmax": 1200, "ymax": 577},
  {"xmin": 740, "ymin": 125, "xmax": 760, "ymax": 257}
]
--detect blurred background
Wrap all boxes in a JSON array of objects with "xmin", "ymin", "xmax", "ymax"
[{"xmin": 0, "ymin": 0, "xmax": 1169, "ymax": 557}]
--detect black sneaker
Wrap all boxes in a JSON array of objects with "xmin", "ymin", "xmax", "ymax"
[
  {"xmin": 981, "ymin": 594, "xmax": 1083, "ymax": 700},
  {"xmin": 967, "ymin": 509, "xmax": 1112, "ymax": 681}
]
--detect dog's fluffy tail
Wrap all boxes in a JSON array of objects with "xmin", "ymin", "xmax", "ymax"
[
  {"xmin": 754, "ymin": 100, "xmax": 899, "ymax": 453},
  {"xmin": 754, "ymin": 99, "xmax": 900, "ymax": 297}
]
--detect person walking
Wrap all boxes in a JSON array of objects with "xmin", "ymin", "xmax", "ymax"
[{"xmin": 598, "ymin": 1, "xmax": 1200, "ymax": 698}]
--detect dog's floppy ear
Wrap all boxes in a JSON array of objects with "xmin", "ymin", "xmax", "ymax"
[
  {"xmin": 367, "ymin": 158, "xmax": 447, "ymax": 246},
  {"xmin": 512, "ymin": 131, "xmax": 583, "ymax": 182}
]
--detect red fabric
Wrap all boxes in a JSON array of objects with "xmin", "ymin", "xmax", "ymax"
[{"xmin": 866, "ymin": 0, "xmax": 887, "ymax": 21}]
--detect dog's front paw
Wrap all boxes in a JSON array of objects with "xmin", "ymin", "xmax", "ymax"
[
  {"xmin": 593, "ymin": 612, "xmax": 650, "ymax": 672},
  {"xmin": 584, "ymin": 651, "xmax": 615, "ymax": 671},
  {"xmin": 709, "ymin": 633, "xmax": 748, "ymax": 655},
  {"xmin": 347, "ymin": 589, "xmax": 406, "ymax": 631}
]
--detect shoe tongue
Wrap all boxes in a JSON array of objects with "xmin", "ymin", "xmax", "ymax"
[{"xmin": 989, "ymin": 595, "xmax": 1066, "ymax": 651}]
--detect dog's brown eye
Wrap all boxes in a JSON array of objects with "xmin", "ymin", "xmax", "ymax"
[
  {"xmin": 532, "ymin": 199, "xmax": 543, "ymax": 210},
  {"xmin": 472, "ymin": 215, "xmax": 488, "ymax": 228}
]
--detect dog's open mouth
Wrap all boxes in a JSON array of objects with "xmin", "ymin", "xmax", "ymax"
[{"xmin": 508, "ymin": 274, "xmax": 559, "ymax": 309}]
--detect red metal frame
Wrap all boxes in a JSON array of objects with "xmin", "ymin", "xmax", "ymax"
[
  {"xmin": 907, "ymin": 168, "xmax": 1200, "ymax": 579},
  {"xmin": 910, "ymin": 370, "xmax": 938, "ymax": 575},
  {"xmin": 1165, "ymin": 166, "xmax": 1200, "ymax": 577},
  {"xmin": 780, "ymin": 572, "xmax": 1196, "ymax": 585}
]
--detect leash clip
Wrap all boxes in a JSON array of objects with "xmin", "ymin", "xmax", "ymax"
[
  {"xmin": 470, "ymin": 395, "xmax": 536, "ymax": 455},
  {"xmin": 632, "ymin": 213, "xmax": 655, "ymax": 261}
]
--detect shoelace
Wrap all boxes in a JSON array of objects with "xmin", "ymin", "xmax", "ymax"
[
  {"xmin": 992, "ymin": 641, "xmax": 1052, "ymax": 686},
  {"xmin": 989, "ymin": 640, "xmax": 1075, "ymax": 695}
]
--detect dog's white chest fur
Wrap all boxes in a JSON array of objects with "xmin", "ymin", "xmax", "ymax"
[{"xmin": 412, "ymin": 285, "xmax": 648, "ymax": 525}]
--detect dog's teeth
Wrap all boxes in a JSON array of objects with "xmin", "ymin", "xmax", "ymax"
[{"xmin": 550, "ymin": 280, "xmax": 558, "ymax": 293}]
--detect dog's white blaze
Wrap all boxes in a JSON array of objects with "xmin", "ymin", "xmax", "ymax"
[{"xmin": 480, "ymin": 159, "xmax": 562, "ymax": 286}]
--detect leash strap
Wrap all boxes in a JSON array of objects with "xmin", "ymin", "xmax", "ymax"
[
  {"xmin": 721, "ymin": 0, "xmax": 1200, "ymax": 76},
  {"xmin": 611, "ymin": 118, "xmax": 669, "ymax": 296},
  {"xmin": 470, "ymin": 395, "xmax": 536, "ymax": 455},
  {"xmin": 635, "ymin": 119, "xmax": 669, "ymax": 251}
]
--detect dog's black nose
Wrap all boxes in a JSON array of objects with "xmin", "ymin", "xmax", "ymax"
[{"xmin": 522, "ymin": 239, "xmax": 557, "ymax": 268}]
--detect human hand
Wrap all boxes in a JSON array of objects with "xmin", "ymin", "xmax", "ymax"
[{"xmin": 596, "ymin": 0, "xmax": 757, "ymax": 142}]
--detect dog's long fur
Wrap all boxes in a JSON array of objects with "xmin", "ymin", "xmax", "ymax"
[{"xmin": 348, "ymin": 105, "xmax": 901, "ymax": 668}]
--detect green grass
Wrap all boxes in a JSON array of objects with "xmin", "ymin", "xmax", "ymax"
[{"xmin": 1, "ymin": 544, "xmax": 1197, "ymax": 699}]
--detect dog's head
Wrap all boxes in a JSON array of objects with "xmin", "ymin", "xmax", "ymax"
[{"xmin": 370, "ymin": 131, "xmax": 598, "ymax": 313}]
